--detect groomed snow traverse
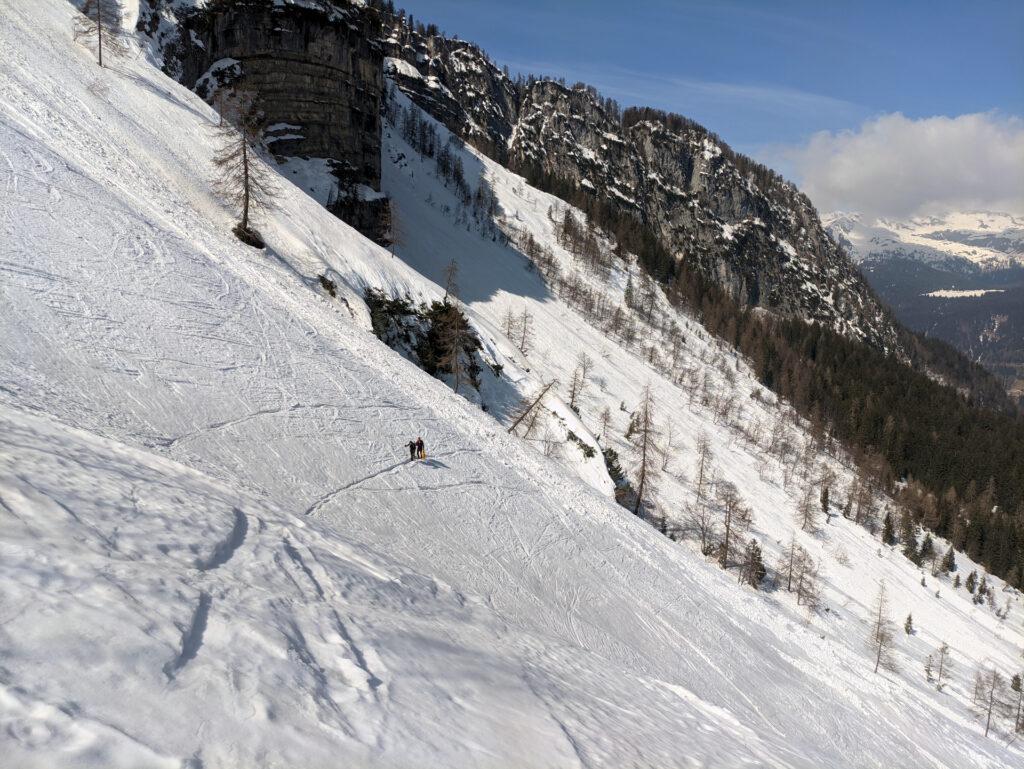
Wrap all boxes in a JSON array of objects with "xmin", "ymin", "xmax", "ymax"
[{"xmin": 1, "ymin": 2, "xmax": 1022, "ymax": 768}]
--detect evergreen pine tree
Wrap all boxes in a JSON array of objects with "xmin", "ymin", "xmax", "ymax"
[
  {"xmin": 940, "ymin": 545, "xmax": 957, "ymax": 573},
  {"xmin": 881, "ymin": 511, "xmax": 896, "ymax": 546},
  {"xmin": 904, "ymin": 613, "xmax": 914, "ymax": 635},
  {"xmin": 900, "ymin": 508, "xmax": 920, "ymax": 563},
  {"xmin": 954, "ymin": 574, "xmax": 962, "ymax": 589},
  {"xmin": 739, "ymin": 538, "xmax": 767, "ymax": 588},
  {"xmin": 919, "ymin": 533, "xmax": 935, "ymax": 567},
  {"xmin": 1011, "ymin": 673, "xmax": 1023, "ymax": 733},
  {"xmin": 966, "ymin": 570, "xmax": 978, "ymax": 593}
]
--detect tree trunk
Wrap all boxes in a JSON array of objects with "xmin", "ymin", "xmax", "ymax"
[
  {"xmin": 97, "ymin": 2, "xmax": 104, "ymax": 68},
  {"xmin": 241, "ymin": 140, "xmax": 250, "ymax": 232},
  {"xmin": 985, "ymin": 684, "xmax": 994, "ymax": 736},
  {"xmin": 507, "ymin": 381, "xmax": 554, "ymax": 434},
  {"xmin": 720, "ymin": 503, "xmax": 733, "ymax": 569}
]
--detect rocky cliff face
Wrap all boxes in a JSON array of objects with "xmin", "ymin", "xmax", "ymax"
[
  {"xmin": 506, "ymin": 82, "xmax": 897, "ymax": 348},
  {"xmin": 378, "ymin": 20, "xmax": 518, "ymax": 163},
  {"xmin": 374, "ymin": 23, "xmax": 898, "ymax": 348},
  {"xmin": 140, "ymin": 1, "xmax": 896, "ymax": 348},
  {"xmin": 138, "ymin": 0, "xmax": 388, "ymax": 240}
]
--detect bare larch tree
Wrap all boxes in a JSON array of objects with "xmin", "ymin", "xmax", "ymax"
[
  {"xmin": 442, "ymin": 258, "xmax": 459, "ymax": 305},
  {"xmin": 438, "ymin": 305, "xmax": 471, "ymax": 394},
  {"xmin": 974, "ymin": 667, "xmax": 1009, "ymax": 737},
  {"xmin": 795, "ymin": 483, "xmax": 821, "ymax": 533},
  {"xmin": 507, "ymin": 380, "xmax": 556, "ymax": 439},
  {"xmin": 212, "ymin": 94, "xmax": 278, "ymax": 246},
  {"xmin": 517, "ymin": 307, "xmax": 534, "ymax": 354},
  {"xmin": 869, "ymin": 582, "xmax": 897, "ymax": 674},
  {"xmin": 716, "ymin": 481, "xmax": 751, "ymax": 569},
  {"xmin": 566, "ymin": 352, "xmax": 594, "ymax": 414},
  {"xmin": 75, "ymin": 0, "xmax": 125, "ymax": 67},
  {"xmin": 629, "ymin": 385, "xmax": 659, "ymax": 518}
]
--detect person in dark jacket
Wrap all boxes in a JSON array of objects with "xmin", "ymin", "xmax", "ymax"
[
  {"xmin": 407, "ymin": 440, "xmax": 417, "ymax": 461},
  {"xmin": 415, "ymin": 436, "xmax": 425, "ymax": 459}
]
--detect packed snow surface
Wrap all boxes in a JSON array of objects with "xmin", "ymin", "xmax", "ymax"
[{"xmin": 1, "ymin": 2, "xmax": 1023, "ymax": 768}]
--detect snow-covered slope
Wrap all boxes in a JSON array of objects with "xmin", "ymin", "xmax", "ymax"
[
  {"xmin": 825, "ymin": 210, "xmax": 1024, "ymax": 272},
  {"xmin": 1, "ymin": 2, "xmax": 1023, "ymax": 768}
]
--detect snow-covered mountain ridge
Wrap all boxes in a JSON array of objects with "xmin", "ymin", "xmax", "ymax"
[
  {"xmin": 1, "ymin": 1, "xmax": 1023, "ymax": 767},
  {"xmin": 824, "ymin": 210, "xmax": 1024, "ymax": 272}
]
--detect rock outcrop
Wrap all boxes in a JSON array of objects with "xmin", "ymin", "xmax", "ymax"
[
  {"xmin": 375, "ymin": 18, "xmax": 899, "ymax": 349},
  {"xmin": 139, "ymin": 0, "xmax": 389, "ymax": 241}
]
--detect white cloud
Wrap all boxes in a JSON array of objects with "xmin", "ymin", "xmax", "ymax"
[{"xmin": 783, "ymin": 112, "xmax": 1024, "ymax": 218}]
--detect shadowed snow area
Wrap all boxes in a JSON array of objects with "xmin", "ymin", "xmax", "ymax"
[{"xmin": 0, "ymin": 2, "xmax": 1022, "ymax": 768}]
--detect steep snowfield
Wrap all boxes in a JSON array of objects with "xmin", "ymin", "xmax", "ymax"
[
  {"xmin": 1, "ymin": 2, "xmax": 1023, "ymax": 768},
  {"xmin": 825, "ymin": 210, "xmax": 1024, "ymax": 271}
]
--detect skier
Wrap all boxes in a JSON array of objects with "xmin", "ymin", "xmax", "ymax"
[
  {"xmin": 415, "ymin": 436, "xmax": 425, "ymax": 459},
  {"xmin": 406, "ymin": 439, "xmax": 417, "ymax": 461}
]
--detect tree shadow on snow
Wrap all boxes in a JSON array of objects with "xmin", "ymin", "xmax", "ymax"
[{"xmin": 388, "ymin": 130, "xmax": 553, "ymax": 307}]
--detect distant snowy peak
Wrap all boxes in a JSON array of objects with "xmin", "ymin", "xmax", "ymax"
[{"xmin": 824, "ymin": 210, "xmax": 1024, "ymax": 272}]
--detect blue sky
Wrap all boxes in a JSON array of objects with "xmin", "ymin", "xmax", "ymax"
[{"xmin": 401, "ymin": 0, "xmax": 1024, "ymax": 159}]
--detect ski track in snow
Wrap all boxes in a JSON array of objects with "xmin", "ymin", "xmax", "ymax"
[{"xmin": 0, "ymin": 2, "xmax": 1021, "ymax": 768}]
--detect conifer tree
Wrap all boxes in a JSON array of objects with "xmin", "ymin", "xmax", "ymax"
[
  {"xmin": 778, "ymin": 535, "xmax": 803, "ymax": 593},
  {"xmin": 919, "ymin": 533, "xmax": 935, "ymax": 568},
  {"xmin": 940, "ymin": 545, "xmax": 957, "ymax": 573},
  {"xmin": 869, "ymin": 582, "xmax": 897, "ymax": 673},
  {"xmin": 213, "ymin": 93, "xmax": 277, "ymax": 246},
  {"xmin": 598, "ymin": 405, "xmax": 612, "ymax": 441},
  {"xmin": 437, "ymin": 305, "xmax": 472, "ymax": 394},
  {"xmin": 74, "ymin": 0, "xmax": 126, "ymax": 67},
  {"xmin": 966, "ymin": 570, "xmax": 978, "ymax": 593},
  {"xmin": 795, "ymin": 483, "xmax": 821, "ymax": 533},
  {"xmin": 881, "ymin": 511, "xmax": 896, "ymax": 546},
  {"xmin": 501, "ymin": 305, "xmax": 518, "ymax": 340},
  {"xmin": 507, "ymin": 380, "xmax": 556, "ymax": 439},
  {"xmin": 566, "ymin": 352, "xmax": 593, "ymax": 414},
  {"xmin": 739, "ymin": 538, "xmax": 767, "ymax": 588},
  {"xmin": 628, "ymin": 385, "xmax": 660, "ymax": 519},
  {"xmin": 954, "ymin": 574, "xmax": 962, "ymax": 589},
  {"xmin": 899, "ymin": 508, "xmax": 920, "ymax": 563},
  {"xmin": 694, "ymin": 432, "xmax": 713, "ymax": 509},
  {"xmin": 517, "ymin": 307, "xmax": 534, "ymax": 354},
  {"xmin": 794, "ymin": 551, "xmax": 821, "ymax": 610},
  {"xmin": 716, "ymin": 481, "xmax": 750, "ymax": 569},
  {"xmin": 442, "ymin": 258, "xmax": 459, "ymax": 305},
  {"xmin": 1011, "ymin": 673, "xmax": 1023, "ymax": 733},
  {"xmin": 974, "ymin": 667, "xmax": 1009, "ymax": 737},
  {"xmin": 904, "ymin": 613, "xmax": 914, "ymax": 635}
]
